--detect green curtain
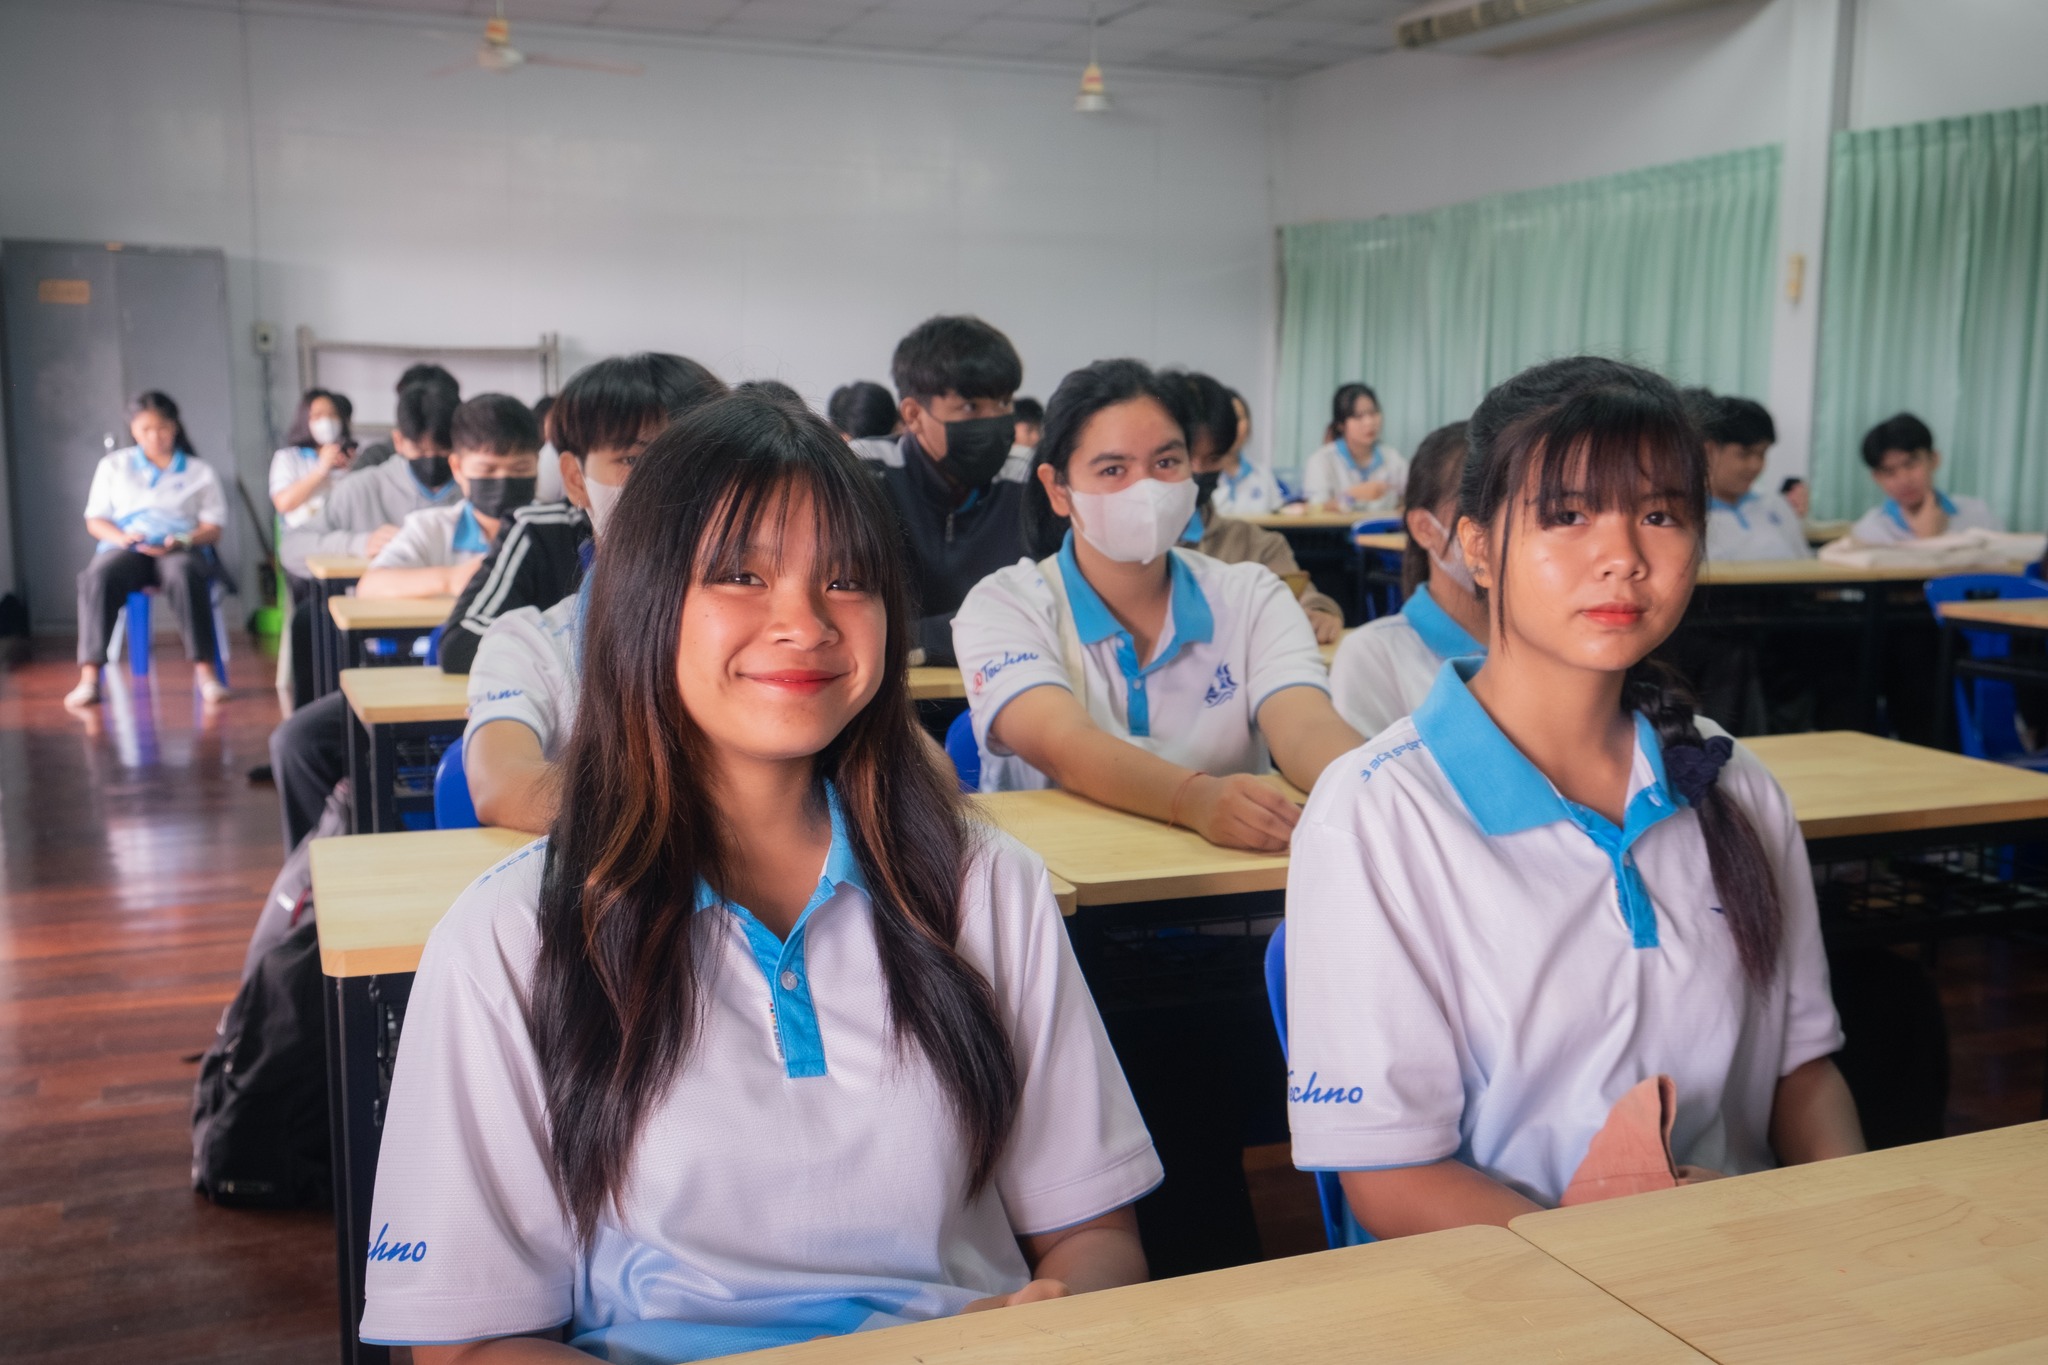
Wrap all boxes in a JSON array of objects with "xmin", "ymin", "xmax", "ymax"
[
  {"xmin": 1274, "ymin": 146, "xmax": 1781, "ymax": 478},
  {"xmin": 1812, "ymin": 104, "xmax": 2048, "ymax": 530}
]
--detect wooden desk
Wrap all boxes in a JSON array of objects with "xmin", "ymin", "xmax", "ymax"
[
  {"xmin": 1939, "ymin": 596, "xmax": 2048, "ymax": 630},
  {"xmin": 1746, "ymin": 730, "xmax": 2048, "ymax": 842},
  {"xmin": 304, "ymin": 556, "xmax": 371, "ymax": 699},
  {"xmin": 909, "ymin": 665, "xmax": 966, "ymax": 701},
  {"xmin": 328, "ymin": 594, "xmax": 455, "ymax": 678},
  {"xmin": 1805, "ymin": 517, "xmax": 1852, "ymax": 545},
  {"xmin": 306, "ymin": 554, "xmax": 370, "ymax": 580},
  {"xmin": 1930, "ymin": 596, "xmax": 2048, "ymax": 751},
  {"xmin": 720, "ymin": 1225, "xmax": 1705, "ymax": 1365},
  {"xmin": 1244, "ymin": 509, "xmax": 1367, "ymax": 530},
  {"xmin": 1511, "ymin": 1121, "xmax": 2048, "ymax": 1365},
  {"xmin": 1049, "ymin": 874, "xmax": 1076, "ymax": 917},
  {"xmin": 1352, "ymin": 530, "xmax": 1405, "ymax": 553},
  {"xmin": 975, "ymin": 789, "xmax": 1290, "ymax": 907},
  {"xmin": 311, "ymin": 826, "xmax": 536, "ymax": 1365},
  {"xmin": 338, "ymin": 667, "xmax": 472, "ymax": 834}
]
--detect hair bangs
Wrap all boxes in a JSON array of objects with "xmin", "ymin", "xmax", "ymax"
[
  {"xmin": 693, "ymin": 453, "xmax": 893, "ymax": 596},
  {"xmin": 1512, "ymin": 388, "xmax": 1705, "ymax": 531}
]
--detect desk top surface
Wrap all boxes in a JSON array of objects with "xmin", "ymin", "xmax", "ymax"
[
  {"xmin": 339, "ymin": 666, "xmax": 470, "ymax": 724},
  {"xmin": 1242, "ymin": 509, "xmax": 1366, "ymax": 530},
  {"xmin": 908, "ymin": 666, "xmax": 966, "ymax": 701},
  {"xmin": 1511, "ymin": 1121, "xmax": 2048, "ymax": 1365},
  {"xmin": 1937, "ymin": 596, "xmax": 2048, "ymax": 629},
  {"xmin": 974, "ymin": 788, "xmax": 1291, "ymax": 906},
  {"xmin": 310, "ymin": 827, "xmax": 535, "ymax": 976},
  {"xmin": 1746, "ymin": 729, "xmax": 2048, "ymax": 840},
  {"xmin": 720, "ymin": 1224, "xmax": 1704, "ymax": 1365},
  {"xmin": 328, "ymin": 594, "xmax": 456, "ymax": 630},
  {"xmin": 305, "ymin": 554, "xmax": 369, "ymax": 580}
]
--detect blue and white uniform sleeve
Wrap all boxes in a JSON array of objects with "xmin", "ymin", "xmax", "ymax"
[
  {"xmin": 1328, "ymin": 626, "xmax": 1402, "ymax": 739},
  {"xmin": 1241, "ymin": 567, "xmax": 1331, "ymax": 715},
  {"xmin": 360, "ymin": 871, "xmax": 576, "ymax": 1346},
  {"xmin": 370, "ymin": 510, "xmax": 442, "ymax": 570},
  {"xmin": 464, "ymin": 609, "xmax": 561, "ymax": 754},
  {"xmin": 953, "ymin": 567, "xmax": 1077, "ymax": 758},
  {"xmin": 83, "ymin": 456, "xmax": 117, "ymax": 522},
  {"xmin": 1727, "ymin": 746, "xmax": 1844, "ymax": 1072},
  {"xmin": 975, "ymin": 838, "xmax": 1162, "ymax": 1233},
  {"xmin": 1299, "ymin": 446, "xmax": 1339, "ymax": 506},
  {"xmin": 1285, "ymin": 807, "xmax": 1465, "ymax": 1172}
]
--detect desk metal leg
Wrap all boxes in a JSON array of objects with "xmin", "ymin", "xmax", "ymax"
[
  {"xmin": 346, "ymin": 704, "xmax": 369, "ymax": 837},
  {"xmin": 371, "ymin": 723, "xmax": 401, "ymax": 833},
  {"xmin": 1934, "ymin": 620, "xmax": 1959, "ymax": 751},
  {"xmin": 1856, "ymin": 587, "xmax": 1886, "ymax": 734},
  {"xmin": 326, "ymin": 972, "xmax": 413, "ymax": 1365}
]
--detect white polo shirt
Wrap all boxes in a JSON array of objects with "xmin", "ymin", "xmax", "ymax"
[
  {"xmin": 1328, "ymin": 583, "xmax": 1485, "ymax": 740},
  {"xmin": 362, "ymin": 797, "xmax": 1160, "ymax": 1360},
  {"xmin": 1707, "ymin": 492, "xmax": 1811, "ymax": 562},
  {"xmin": 268, "ymin": 445, "xmax": 348, "ymax": 529},
  {"xmin": 83, "ymin": 448, "xmax": 227, "ymax": 550},
  {"xmin": 465, "ymin": 590, "xmax": 580, "ymax": 758},
  {"xmin": 1299, "ymin": 440, "xmax": 1406, "ymax": 513},
  {"xmin": 1209, "ymin": 461, "xmax": 1288, "ymax": 517},
  {"xmin": 1286, "ymin": 659, "xmax": 1842, "ymax": 1209},
  {"xmin": 951, "ymin": 537, "xmax": 1331, "ymax": 792},
  {"xmin": 1850, "ymin": 491, "xmax": 1999, "ymax": 544},
  {"xmin": 370, "ymin": 502, "xmax": 492, "ymax": 570}
]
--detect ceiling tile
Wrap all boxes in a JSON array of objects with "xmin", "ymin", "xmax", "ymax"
[{"xmin": 589, "ymin": 0, "xmax": 745, "ymax": 31}]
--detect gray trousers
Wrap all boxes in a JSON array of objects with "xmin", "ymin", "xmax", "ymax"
[{"xmin": 76, "ymin": 547, "xmax": 218, "ymax": 667}]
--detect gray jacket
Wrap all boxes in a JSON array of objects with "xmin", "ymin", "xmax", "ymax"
[{"xmin": 281, "ymin": 456, "xmax": 459, "ymax": 574}]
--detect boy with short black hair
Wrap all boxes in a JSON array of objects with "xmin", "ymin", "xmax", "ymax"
[
  {"xmin": 1700, "ymin": 394, "xmax": 1808, "ymax": 561},
  {"xmin": 1013, "ymin": 396, "xmax": 1044, "ymax": 450},
  {"xmin": 872, "ymin": 315, "xmax": 1029, "ymax": 665},
  {"xmin": 1852, "ymin": 413, "xmax": 1998, "ymax": 543},
  {"xmin": 357, "ymin": 394, "xmax": 541, "ymax": 599}
]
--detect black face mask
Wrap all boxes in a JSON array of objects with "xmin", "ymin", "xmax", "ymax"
[
  {"xmin": 467, "ymin": 475, "xmax": 537, "ymax": 522},
  {"xmin": 1193, "ymin": 469, "xmax": 1222, "ymax": 506},
  {"xmin": 937, "ymin": 414, "xmax": 1016, "ymax": 489},
  {"xmin": 409, "ymin": 453, "xmax": 453, "ymax": 490}
]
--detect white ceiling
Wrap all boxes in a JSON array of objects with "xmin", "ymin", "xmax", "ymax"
[{"xmin": 314, "ymin": 0, "xmax": 1415, "ymax": 79}]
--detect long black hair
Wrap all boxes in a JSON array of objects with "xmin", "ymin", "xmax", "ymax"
[
  {"xmin": 1021, "ymin": 358, "xmax": 1189, "ymax": 559},
  {"xmin": 282, "ymin": 387, "xmax": 354, "ymax": 449},
  {"xmin": 529, "ymin": 391, "xmax": 1019, "ymax": 1244},
  {"xmin": 1463, "ymin": 356, "xmax": 1782, "ymax": 987},
  {"xmin": 1323, "ymin": 381, "xmax": 1379, "ymax": 443},
  {"xmin": 128, "ymin": 391, "xmax": 196, "ymax": 457}
]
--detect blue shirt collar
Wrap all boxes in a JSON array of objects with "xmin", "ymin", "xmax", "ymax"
[
  {"xmin": 451, "ymin": 502, "xmax": 491, "ymax": 555},
  {"xmin": 132, "ymin": 448, "xmax": 186, "ymax": 485},
  {"xmin": 692, "ymin": 781, "xmax": 869, "ymax": 916},
  {"xmin": 1401, "ymin": 582, "xmax": 1484, "ymax": 662},
  {"xmin": 1411, "ymin": 658, "xmax": 1675, "ymax": 838},
  {"xmin": 1334, "ymin": 438, "xmax": 1381, "ymax": 482},
  {"xmin": 1056, "ymin": 530, "xmax": 1214, "ymax": 654},
  {"xmin": 1883, "ymin": 490, "xmax": 1957, "ymax": 531}
]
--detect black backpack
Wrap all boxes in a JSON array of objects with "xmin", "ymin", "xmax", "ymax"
[{"xmin": 190, "ymin": 917, "xmax": 331, "ymax": 1208}]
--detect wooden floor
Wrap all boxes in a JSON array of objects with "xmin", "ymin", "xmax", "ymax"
[{"xmin": 2, "ymin": 638, "xmax": 2044, "ymax": 1357}]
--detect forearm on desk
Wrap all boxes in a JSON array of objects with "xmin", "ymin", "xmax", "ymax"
[
  {"xmin": 1340, "ymin": 1159, "xmax": 1541, "ymax": 1240},
  {"xmin": 993, "ymin": 688, "xmax": 1200, "ymax": 823},
  {"xmin": 1771, "ymin": 1056, "xmax": 1866, "ymax": 1165},
  {"xmin": 465, "ymin": 722, "xmax": 560, "ymax": 836}
]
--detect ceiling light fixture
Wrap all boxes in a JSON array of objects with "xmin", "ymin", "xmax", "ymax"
[{"xmin": 1075, "ymin": 0, "xmax": 1110, "ymax": 113}]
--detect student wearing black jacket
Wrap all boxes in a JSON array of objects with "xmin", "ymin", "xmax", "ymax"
[{"xmin": 874, "ymin": 316, "xmax": 1031, "ymax": 666}]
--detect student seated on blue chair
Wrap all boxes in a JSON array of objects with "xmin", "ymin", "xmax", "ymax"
[
  {"xmin": 1850, "ymin": 413, "xmax": 1999, "ymax": 543},
  {"xmin": 363, "ymin": 392, "xmax": 1158, "ymax": 1362},
  {"xmin": 69, "ymin": 391, "xmax": 231, "ymax": 710},
  {"xmin": 951, "ymin": 358, "xmax": 1361, "ymax": 846},
  {"xmin": 462, "ymin": 354, "xmax": 728, "ymax": 833},
  {"xmin": 1329, "ymin": 422, "xmax": 1487, "ymax": 739}
]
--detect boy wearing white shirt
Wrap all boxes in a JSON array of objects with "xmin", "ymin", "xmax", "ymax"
[
  {"xmin": 1849, "ymin": 413, "xmax": 1999, "ymax": 544},
  {"xmin": 356, "ymin": 394, "xmax": 541, "ymax": 599},
  {"xmin": 462, "ymin": 355, "xmax": 728, "ymax": 833},
  {"xmin": 1700, "ymin": 396, "xmax": 1810, "ymax": 562}
]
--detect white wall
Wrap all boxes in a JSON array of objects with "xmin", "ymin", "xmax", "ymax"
[
  {"xmin": 1851, "ymin": 0, "xmax": 2048, "ymax": 130},
  {"xmin": 0, "ymin": 0, "xmax": 1276, "ymax": 606}
]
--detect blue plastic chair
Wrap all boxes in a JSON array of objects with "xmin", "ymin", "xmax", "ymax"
[
  {"xmin": 1925, "ymin": 574, "xmax": 2048, "ymax": 763},
  {"xmin": 943, "ymin": 709, "xmax": 981, "ymax": 794},
  {"xmin": 1262, "ymin": 924, "xmax": 1371, "ymax": 1249},
  {"xmin": 424, "ymin": 625, "xmax": 445, "ymax": 668},
  {"xmin": 433, "ymin": 735, "xmax": 480, "ymax": 829},
  {"xmin": 119, "ymin": 589, "xmax": 230, "ymax": 684}
]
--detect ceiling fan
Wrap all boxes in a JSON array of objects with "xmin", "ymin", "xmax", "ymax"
[{"xmin": 429, "ymin": 4, "xmax": 644, "ymax": 79}]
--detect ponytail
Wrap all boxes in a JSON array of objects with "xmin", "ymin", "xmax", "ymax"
[{"xmin": 1623, "ymin": 659, "xmax": 1781, "ymax": 987}]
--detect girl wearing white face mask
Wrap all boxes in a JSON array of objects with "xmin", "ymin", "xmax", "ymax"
[
  {"xmin": 951, "ymin": 360, "xmax": 1362, "ymax": 852},
  {"xmin": 269, "ymin": 388, "xmax": 357, "ymax": 528},
  {"xmin": 1329, "ymin": 422, "xmax": 1490, "ymax": 738}
]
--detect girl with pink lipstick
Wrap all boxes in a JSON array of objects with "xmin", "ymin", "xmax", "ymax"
[
  {"xmin": 361, "ymin": 392, "xmax": 1159, "ymax": 1363},
  {"xmin": 1284, "ymin": 357, "xmax": 1864, "ymax": 1240}
]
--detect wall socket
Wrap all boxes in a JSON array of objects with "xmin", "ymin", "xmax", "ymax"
[{"xmin": 252, "ymin": 321, "xmax": 278, "ymax": 355}]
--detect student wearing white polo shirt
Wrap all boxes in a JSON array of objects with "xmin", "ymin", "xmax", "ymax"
[
  {"xmin": 1287, "ymin": 357, "xmax": 1864, "ymax": 1239},
  {"xmin": 1206, "ymin": 389, "xmax": 1289, "ymax": 518},
  {"xmin": 1849, "ymin": 412, "xmax": 1999, "ymax": 544},
  {"xmin": 1695, "ymin": 394, "xmax": 1809, "ymax": 562},
  {"xmin": 952, "ymin": 359, "xmax": 1362, "ymax": 850},
  {"xmin": 268, "ymin": 388, "xmax": 357, "ymax": 529},
  {"xmin": 356, "ymin": 394, "xmax": 541, "ymax": 600},
  {"xmin": 1329, "ymin": 422, "xmax": 1488, "ymax": 738},
  {"xmin": 463, "ymin": 354, "xmax": 729, "ymax": 833},
  {"xmin": 69, "ymin": 391, "xmax": 231, "ymax": 709},
  {"xmin": 365, "ymin": 394, "xmax": 1158, "ymax": 1364},
  {"xmin": 1300, "ymin": 382, "xmax": 1406, "ymax": 514}
]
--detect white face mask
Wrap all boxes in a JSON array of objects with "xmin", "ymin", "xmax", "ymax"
[
  {"xmin": 583, "ymin": 473, "xmax": 624, "ymax": 541},
  {"xmin": 1067, "ymin": 476, "xmax": 1199, "ymax": 566},
  {"xmin": 1415, "ymin": 508, "xmax": 1476, "ymax": 594},
  {"xmin": 309, "ymin": 416, "xmax": 343, "ymax": 446}
]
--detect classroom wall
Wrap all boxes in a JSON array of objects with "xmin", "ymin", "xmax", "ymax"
[
  {"xmin": 0, "ymin": 0, "xmax": 1275, "ymax": 608},
  {"xmin": 1849, "ymin": 0, "xmax": 2048, "ymax": 130}
]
